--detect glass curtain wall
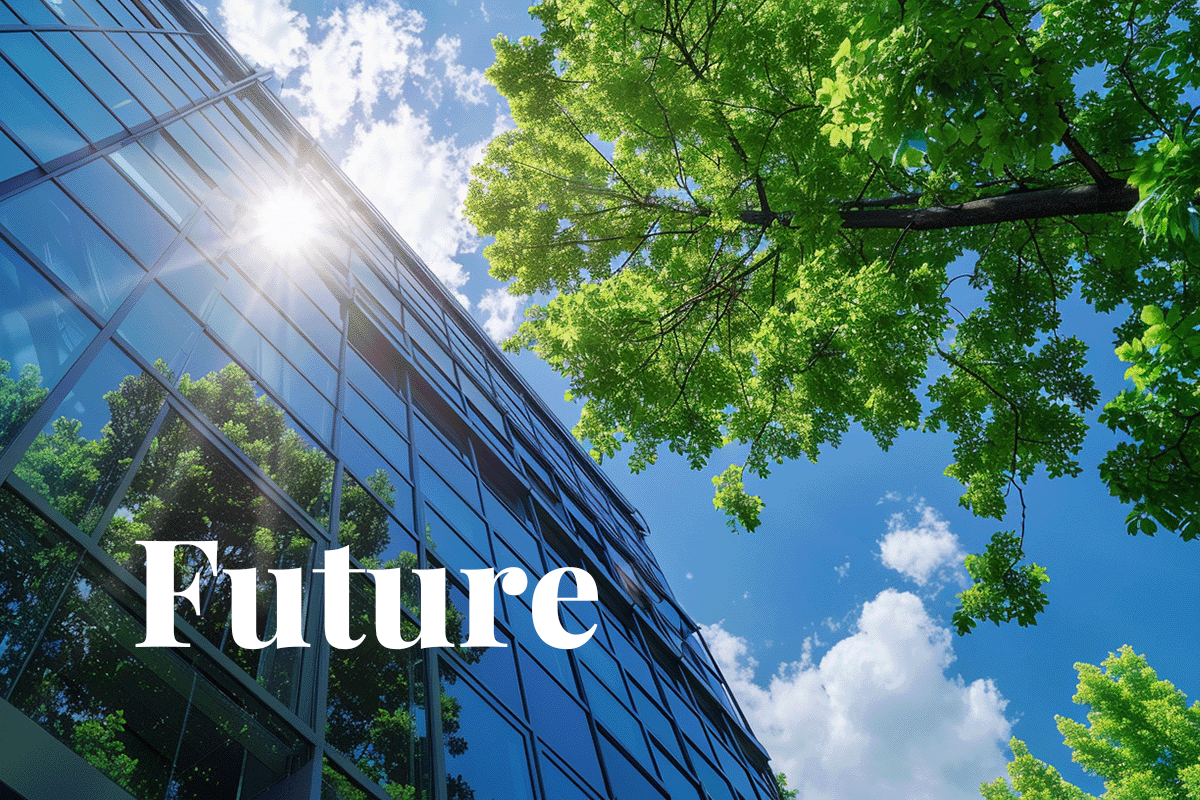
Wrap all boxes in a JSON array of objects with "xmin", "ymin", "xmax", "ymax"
[{"xmin": 0, "ymin": 1, "xmax": 779, "ymax": 799}]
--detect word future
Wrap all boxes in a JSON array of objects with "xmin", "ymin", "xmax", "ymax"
[{"xmin": 138, "ymin": 541, "xmax": 598, "ymax": 651}]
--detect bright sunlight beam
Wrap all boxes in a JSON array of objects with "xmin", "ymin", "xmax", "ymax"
[{"xmin": 253, "ymin": 187, "xmax": 323, "ymax": 255}]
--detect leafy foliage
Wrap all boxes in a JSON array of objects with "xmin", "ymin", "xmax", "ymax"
[
  {"xmin": 466, "ymin": 0, "xmax": 1200, "ymax": 630},
  {"xmin": 982, "ymin": 646, "xmax": 1200, "ymax": 800}
]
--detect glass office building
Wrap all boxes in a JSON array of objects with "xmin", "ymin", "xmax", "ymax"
[{"xmin": 0, "ymin": 1, "xmax": 779, "ymax": 798}]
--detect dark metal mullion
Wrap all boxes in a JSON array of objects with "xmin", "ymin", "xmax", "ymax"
[
  {"xmin": 0, "ymin": 116, "xmax": 44, "ymax": 176},
  {"xmin": 0, "ymin": 66, "xmax": 271, "ymax": 204},
  {"xmin": 0, "ymin": 480, "xmax": 89, "ymax": 703},
  {"xmin": 141, "ymin": 29, "xmax": 206, "ymax": 99},
  {"xmin": 86, "ymin": 401, "xmax": 171, "ymax": 540},
  {"xmin": 403, "ymin": 361, "xmax": 448, "ymax": 800},
  {"xmin": 0, "ymin": 41, "xmax": 100, "ymax": 146},
  {"xmin": 0, "ymin": 250, "xmax": 161, "ymax": 482},
  {"xmin": 322, "ymin": 747, "xmax": 394, "ymax": 800},
  {"xmin": 304, "ymin": 273, "xmax": 352, "ymax": 800},
  {"xmin": 2, "ymin": 473, "xmax": 322, "ymax": 745},
  {"xmin": 0, "ymin": 24, "xmax": 199, "ymax": 36}
]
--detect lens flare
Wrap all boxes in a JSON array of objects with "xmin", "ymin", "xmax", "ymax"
[{"xmin": 253, "ymin": 187, "xmax": 322, "ymax": 255}]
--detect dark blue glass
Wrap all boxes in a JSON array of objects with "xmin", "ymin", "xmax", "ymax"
[
  {"xmin": 439, "ymin": 663, "xmax": 535, "ymax": 800},
  {"xmin": 0, "ymin": 57, "xmax": 87, "ymax": 163},
  {"xmin": 0, "ymin": 240, "xmax": 96, "ymax": 454},
  {"xmin": 41, "ymin": 32, "xmax": 151, "ymax": 129},
  {"xmin": 60, "ymin": 156, "xmax": 177, "ymax": 267},
  {"xmin": 0, "ymin": 180, "xmax": 146, "ymax": 319},
  {"xmin": 0, "ymin": 32, "xmax": 123, "ymax": 144}
]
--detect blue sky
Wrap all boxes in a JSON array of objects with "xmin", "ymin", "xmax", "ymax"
[{"xmin": 204, "ymin": 2, "xmax": 1198, "ymax": 797}]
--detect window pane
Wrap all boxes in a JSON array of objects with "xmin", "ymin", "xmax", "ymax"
[
  {"xmin": 118, "ymin": 278, "xmax": 201, "ymax": 380},
  {"xmin": 77, "ymin": 31, "xmax": 173, "ymax": 118},
  {"xmin": 110, "ymin": 140, "xmax": 196, "ymax": 225},
  {"xmin": 60, "ymin": 156, "xmax": 177, "ymax": 267},
  {"xmin": 0, "ymin": 56, "xmax": 87, "ymax": 163},
  {"xmin": 13, "ymin": 342, "xmax": 166, "ymax": 535},
  {"xmin": 176, "ymin": 358, "xmax": 334, "ymax": 527},
  {"xmin": 40, "ymin": 31, "xmax": 150, "ymax": 129},
  {"xmin": 338, "ymin": 471, "xmax": 417, "ymax": 564},
  {"xmin": 0, "ymin": 241, "xmax": 97, "ymax": 451},
  {"xmin": 439, "ymin": 663, "xmax": 535, "ymax": 800},
  {"xmin": 0, "ymin": 487, "xmax": 83, "ymax": 698},
  {"xmin": 326, "ymin": 574, "xmax": 431, "ymax": 799},
  {"xmin": 6, "ymin": 554, "xmax": 309, "ymax": 799},
  {"xmin": 0, "ymin": 128, "xmax": 35, "ymax": 183},
  {"xmin": 99, "ymin": 411, "xmax": 316, "ymax": 704},
  {"xmin": 0, "ymin": 180, "xmax": 146, "ymax": 319},
  {"xmin": 0, "ymin": 32, "xmax": 123, "ymax": 143}
]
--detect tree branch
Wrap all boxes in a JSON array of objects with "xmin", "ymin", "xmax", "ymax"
[{"xmin": 840, "ymin": 183, "xmax": 1141, "ymax": 230}]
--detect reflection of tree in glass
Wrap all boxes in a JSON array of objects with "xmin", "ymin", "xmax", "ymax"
[
  {"xmin": 5, "ymin": 356, "xmax": 482, "ymax": 799},
  {"xmin": 0, "ymin": 359, "xmax": 49, "ymax": 451},
  {"xmin": 323, "ymin": 540, "xmax": 480, "ymax": 800}
]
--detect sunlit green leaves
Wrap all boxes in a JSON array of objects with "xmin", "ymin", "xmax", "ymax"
[
  {"xmin": 953, "ymin": 531, "xmax": 1048, "ymax": 635},
  {"xmin": 984, "ymin": 646, "xmax": 1200, "ymax": 800},
  {"xmin": 467, "ymin": 0, "xmax": 1199, "ymax": 632}
]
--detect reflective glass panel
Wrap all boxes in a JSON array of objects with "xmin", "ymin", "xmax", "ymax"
[
  {"xmin": 0, "ymin": 180, "xmax": 146, "ymax": 319},
  {"xmin": 325, "ymin": 573, "xmax": 430, "ymax": 799},
  {"xmin": 339, "ymin": 471, "xmax": 417, "ymax": 564},
  {"xmin": 0, "ymin": 32, "xmax": 123, "ymax": 144},
  {"xmin": 0, "ymin": 128, "xmax": 35, "ymax": 183},
  {"xmin": 0, "ymin": 487, "xmax": 82, "ymax": 698},
  {"xmin": 0, "ymin": 57, "xmax": 87, "ymax": 163},
  {"xmin": 40, "ymin": 31, "xmax": 150, "ymax": 129},
  {"xmin": 439, "ymin": 662, "xmax": 535, "ymax": 800},
  {"xmin": 176, "ymin": 359, "xmax": 334, "ymax": 527},
  {"xmin": 75, "ymin": 31, "xmax": 173, "ymax": 118},
  {"xmin": 0, "ymin": 241, "xmax": 96, "ymax": 451},
  {"xmin": 60, "ymin": 155, "xmax": 177, "ymax": 267},
  {"xmin": 100, "ymin": 411, "xmax": 315, "ymax": 703},
  {"xmin": 6, "ymin": 555, "xmax": 309, "ymax": 799},
  {"xmin": 13, "ymin": 342, "xmax": 166, "ymax": 535}
]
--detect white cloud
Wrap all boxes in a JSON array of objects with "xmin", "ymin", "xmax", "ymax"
[
  {"xmin": 341, "ymin": 106, "xmax": 506, "ymax": 305},
  {"xmin": 288, "ymin": 1, "xmax": 428, "ymax": 138},
  {"xmin": 702, "ymin": 591, "xmax": 1011, "ymax": 800},
  {"xmin": 433, "ymin": 35, "xmax": 490, "ymax": 106},
  {"xmin": 478, "ymin": 287, "xmax": 527, "ymax": 341},
  {"xmin": 879, "ymin": 502, "xmax": 966, "ymax": 588},
  {"xmin": 211, "ymin": 2, "xmax": 517, "ymax": 313},
  {"xmin": 217, "ymin": 0, "xmax": 309, "ymax": 74},
  {"xmin": 834, "ymin": 557, "xmax": 850, "ymax": 580}
]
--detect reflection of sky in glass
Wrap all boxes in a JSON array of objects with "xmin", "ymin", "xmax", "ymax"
[
  {"xmin": 48, "ymin": 341, "xmax": 144, "ymax": 441},
  {"xmin": 441, "ymin": 665, "xmax": 535, "ymax": 800}
]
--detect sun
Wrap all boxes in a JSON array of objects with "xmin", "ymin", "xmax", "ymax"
[{"xmin": 253, "ymin": 187, "xmax": 323, "ymax": 256}]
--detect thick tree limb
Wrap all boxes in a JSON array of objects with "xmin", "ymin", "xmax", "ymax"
[{"xmin": 839, "ymin": 183, "xmax": 1141, "ymax": 230}]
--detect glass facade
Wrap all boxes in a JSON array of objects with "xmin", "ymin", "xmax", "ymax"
[{"xmin": 0, "ymin": 1, "xmax": 778, "ymax": 799}]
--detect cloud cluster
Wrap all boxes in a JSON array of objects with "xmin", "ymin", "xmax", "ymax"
[
  {"xmin": 215, "ymin": 0, "xmax": 507, "ymax": 307},
  {"xmin": 702, "ymin": 590, "xmax": 1011, "ymax": 800},
  {"xmin": 477, "ymin": 286, "xmax": 527, "ymax": 342},
  {"xmin": 878, "ymin": 501, "xmax": 967, "ymax": 589}
]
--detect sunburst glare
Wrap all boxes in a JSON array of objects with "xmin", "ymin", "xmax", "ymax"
[{"xmin": 253, "ymin": 187, "xmax": 323, "ymax": 255}]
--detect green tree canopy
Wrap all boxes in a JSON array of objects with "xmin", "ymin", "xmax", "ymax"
[
  {"xmin": 983, "ymin": 646, "xmax": 1200, "ymax": 800},
  {"xmin": 465, "ymin": 0, "xmax": 1200, "ymax": 631}
]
